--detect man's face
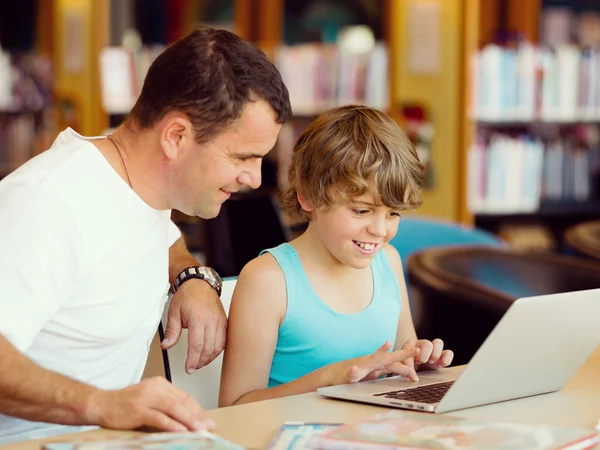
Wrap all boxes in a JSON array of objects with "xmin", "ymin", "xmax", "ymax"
[{"xmin": 176, "ymin": 100, "xmax": 282, "ymax": 218}]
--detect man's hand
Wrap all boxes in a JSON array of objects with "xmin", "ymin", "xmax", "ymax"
[
  {"xmin": 161, "ymin": 279, "xmax": 227, "ymax": 373},
  {"xmin": 325, "ymin": 341, "xmax": 421, "ymax": 385},
  {"xmin": 89, "ymin": 377, "xmax": 214, "ymax": 432},
  {"xmin": 401, "ymin": 339, "xmax": 454, "ymax": 372}
]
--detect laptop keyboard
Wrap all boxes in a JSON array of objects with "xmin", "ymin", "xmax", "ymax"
[{"xmin": 373, "ymin": 380, "xmax": 455, "ymax": 404}]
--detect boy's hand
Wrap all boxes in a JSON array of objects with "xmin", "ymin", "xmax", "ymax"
[
  {"xmin": 401, "ymin": 339, "xmax": 454, "ymax": 372},
  {"xmin": 326, "ymin": 341, "xmax": 421, "ymax": 385}
]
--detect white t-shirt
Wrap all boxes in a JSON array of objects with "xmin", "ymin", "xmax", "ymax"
[{"xmin": 0, "ymin": 128, "xmax": 181, "ymax": 443}]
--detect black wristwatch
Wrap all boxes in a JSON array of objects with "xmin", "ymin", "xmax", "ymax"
[{"xmin": 172, "ymin": 266, "xmax": 223, "ymax": 297}]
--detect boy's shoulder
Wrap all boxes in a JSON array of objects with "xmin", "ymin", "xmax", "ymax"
[
  {"xmin": 382, "ymin": 243, "xmax": 401, "ymax": 262},
  {"xmin": 238, "ymin": 251, "xmax": 284, "ymax": 284}
]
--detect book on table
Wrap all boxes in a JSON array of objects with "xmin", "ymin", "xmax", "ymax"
[
  {"xmin": 311, "ymin": 410, "xmax": 599, "ymax": 450},
  {"xmin": 41, "ymin": 431, "xmax": 244, "ymax": 449}
]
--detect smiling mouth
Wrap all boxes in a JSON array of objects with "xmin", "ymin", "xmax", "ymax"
[{"xmin": 353, "ymin": 241, "xmax": 380, "ymax": 251}]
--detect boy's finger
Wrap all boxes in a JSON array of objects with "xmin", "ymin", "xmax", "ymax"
[
  {"xmin": 385, "ymin": 361, "xmax": 419, "ymax": 381},
  {"xmin": 374, "ymin": 341, "xmax": 393, "ymax": 356},
  {"xmin": 429, "ymin": 339, "xmax": 444, "ymax": 364},
  {"xmin": 401, "ymin": 340, "xmax": 418, "ymax": 370},
  {"xmin": 440, "ymin": 349, "xmax": 454, "ymax": 367},
  {"xmin": 416, "ymin": 340, "xmax": 434, "ymax": 364}
]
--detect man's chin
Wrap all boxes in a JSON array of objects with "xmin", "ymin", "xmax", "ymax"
[{"xmin": 195, "ymin": 206, "xmax": 222, "ymax": 220}]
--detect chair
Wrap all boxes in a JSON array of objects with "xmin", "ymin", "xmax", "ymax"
[
  {"xmin": 565, "ymin": 220, "xmax": 600, "ymax": 261},
  {"xmin": 144, "ymin": 278, "xmax": 237, "ymax": 410},
  {"xmin": 407, "ymin": 247, "xmax": 600, "ymax": 366},
  {"xmin": 202, "ymin": 192, "xmax": 291, "ymax": 277},
  {"xmin": 389, "ymin": 217, "xmax": 503, "ymax": 275}
]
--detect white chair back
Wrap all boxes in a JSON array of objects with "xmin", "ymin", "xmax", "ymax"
[{"xmin": 161, "ymin": 277, "xmax": 237, "ymax": 410}]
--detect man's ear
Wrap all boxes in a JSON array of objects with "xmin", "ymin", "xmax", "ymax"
[
  {"xmin": 297, "ymin": 192, "xmax": 315, "ymax": 213},
  {"xmin": 161, "ymin": 114, "xmax": 194, "ymax": 161}
]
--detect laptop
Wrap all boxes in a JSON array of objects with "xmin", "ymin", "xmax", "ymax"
[{"xmin": 317, "ymin": 289, "xmax": 600, "ymax": 413}]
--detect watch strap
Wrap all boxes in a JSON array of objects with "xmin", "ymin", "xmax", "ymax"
[{"xmin": 173, "ymin": 266, "xmax": 206, "ymax": 293}]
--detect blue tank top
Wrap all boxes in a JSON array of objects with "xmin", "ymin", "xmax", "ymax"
[{"xmin": 261, "ymin": 243, "xmax": 402, "ymax": 388}]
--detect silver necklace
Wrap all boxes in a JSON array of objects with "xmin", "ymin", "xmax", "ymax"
[{"xmin": 106, "ymin": 135, "xmax": 132, "ymax": 188}]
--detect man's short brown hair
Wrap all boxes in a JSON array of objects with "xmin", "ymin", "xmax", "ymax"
[
  {"xmin": 129, "ymin": 27, "xmax": 292, "ymax": 144},
  {"xmin": 281, "ymin": 105, "xmax": 424, "ymax": 223}
]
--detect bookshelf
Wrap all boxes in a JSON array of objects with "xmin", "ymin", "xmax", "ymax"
[
  {"xmin": 0, "ymin": 1, "xmax": 61, "ymax": 178},
  {"xmin": 463, "ymin": 0, "xmax": 600, "ymax": 250},
  {"xmin": 252, "ymin": 0, "xmax": 472, "ymax": 222}
]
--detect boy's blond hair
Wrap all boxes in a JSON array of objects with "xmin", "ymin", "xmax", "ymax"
[{"xmin": 281, "ymin": 105, "xmax": 424, "ymax": 223}]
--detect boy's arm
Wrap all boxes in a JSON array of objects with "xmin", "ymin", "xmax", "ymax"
[
  {"xmin": 219, "ymin": 251, "xmax": 421, "ymax": 407},
  {"xmin": 385, "ymin": 244, "xmax": 454, "ymax": 370},
  {"xmin": 218, "ymin": 253, "xmax": 288, "ymax": 406},
  {"xmin": 383, "ymin": 245, "xmax": 418, "ymax": 349}
]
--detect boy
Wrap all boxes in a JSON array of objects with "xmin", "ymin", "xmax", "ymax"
[{"xmin": 219, "ymin": 105, "xmax": 453, "ymax": 406}]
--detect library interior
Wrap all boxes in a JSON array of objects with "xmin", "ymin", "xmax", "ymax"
[{"xmin": 0, "ymin": 0, "xmax": 599, "ymax": 449}]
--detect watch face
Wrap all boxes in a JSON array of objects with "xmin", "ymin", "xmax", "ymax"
[
  {"xmin": 198, "ymin": 267, "xmax": 222, "ymax": 295},
  {"xmin": 207, "ymin": 267, "xmax": 223, "ymax": 283}
]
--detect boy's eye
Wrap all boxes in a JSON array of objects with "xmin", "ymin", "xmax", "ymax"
[
  {"xmin": 388, "ymin": 211, "xmax": 402, "ymax": 218},
  {"xmin": 352, "ymin": 209, "xmax": 369, "ymax": 216}
]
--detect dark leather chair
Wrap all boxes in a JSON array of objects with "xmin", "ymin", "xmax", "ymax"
[
  {"xmin": 202, "ymin": 191, "xmax": 291, "ymax": 277},
  {"xmin": 565, "ymin": 220, "xmax": 600, "ymax": 261},
  {"xmin": 407, "ymin": 246, "xmax": 600, "ymax": 366}
]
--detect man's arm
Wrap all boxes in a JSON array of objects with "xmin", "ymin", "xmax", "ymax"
[
  {"xmin": 162, "ymin": 236, "xmax": 227, "ymax": 372},
  {"xmin": 168, "ymin": 236, "xmax": 201, "ymax": 284},
  {"xmin": 0, "ymin": 333, "xmax": 99, "ymax": 425},
  {"xmin": 0, "ymin": 334, "xmax": 213, "ymax": 431}
]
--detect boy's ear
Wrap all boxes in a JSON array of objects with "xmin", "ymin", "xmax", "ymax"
[{"xmin": 297, "ymin": 192, "xmax": 315, "ymax": 212}]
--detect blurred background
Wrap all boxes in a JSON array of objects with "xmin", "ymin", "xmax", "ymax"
[{"xmin": 3, "ymin": 1, "xmax": 600, "ymax": 279}]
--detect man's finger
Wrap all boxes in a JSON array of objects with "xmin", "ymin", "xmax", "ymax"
[
  {"xmin": 161, "ymin": 307, "xmax": 182, "ymax": 350},
  {"xmin": 157, "ymin": 383, "xmax": 216, "ymax": 431},
  {"xmin": 215, "ymin": 323, "xmax": 227, "ymax": 358},
  {"xmin": 197, "ymin": 319, "xmax": 217, "ymax": 369},
  {"xmin": 143, "ymin": 410, "xmax": 188, "ymax": 432},
  {"xmin": 186, "ymin": 323, "xmax": 205, "ymax": 374}
]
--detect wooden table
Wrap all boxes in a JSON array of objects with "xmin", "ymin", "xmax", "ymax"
[{"xmin": 4, "ymin": 346, "xmax": 600, "ymax": 449}]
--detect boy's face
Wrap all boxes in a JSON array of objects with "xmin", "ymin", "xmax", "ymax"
[{"xmin": 311, "ymin": 193, "xmax": 402, "ymax": 269}]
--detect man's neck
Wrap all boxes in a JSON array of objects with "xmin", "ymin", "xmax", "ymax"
[{"xmin": 106, "ymin": 124, "xmax": 170, "ymax": 211}]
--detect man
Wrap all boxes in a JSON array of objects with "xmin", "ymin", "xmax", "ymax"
[{"xmin": 0, "ymin": 27, "xmax": 292, "ymax": 443}]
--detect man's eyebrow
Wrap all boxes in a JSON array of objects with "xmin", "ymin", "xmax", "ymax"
[{"xmin": 235, "ymin": 153, "xmax": 264, "ymax": 159}]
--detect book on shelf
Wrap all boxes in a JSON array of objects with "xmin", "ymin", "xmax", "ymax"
[
  {"xmin": 0, "ymin": 51, "xmax": 56, "ymax": 174},
  {"xmin": 99, "ymin": 45, "xmax": 165, "ymax": 115},
  {"xmin": 99, "ymin": 42, "xmax": 389, "ymax": 118},
  {"xmin": 273, "ymin": 43, "xmax": 389, "ymax": 116},
  {"xmin": 470, "ymin": 42, "xmax": 600, "ymax": 123},
  {"xmin": 311, "ymin": 410, "xmax": 600, "ymax": 450},
  {"xmin": 467, "ymin": 127, "xmax": 599, "ymax": 215}
]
